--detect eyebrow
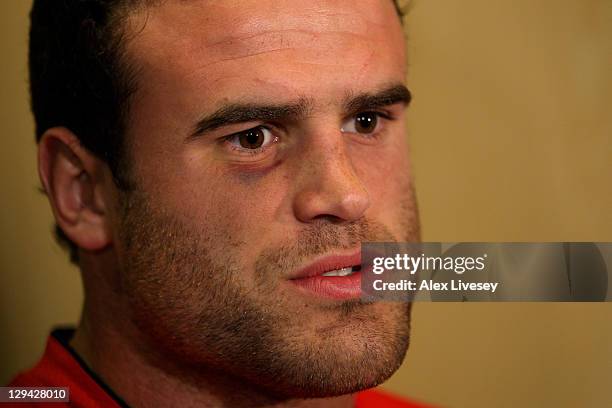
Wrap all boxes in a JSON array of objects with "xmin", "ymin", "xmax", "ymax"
[
  {"xmin": 188, "ymin": 98, "xmax": 311, "ymax": 140},
  {"xmin": 188, "ymin": 83, "xmax": 411, "ymax": 140},
  {"xmin": 344, "ymin": 84, "xmax": 412, "ymax": 115}
]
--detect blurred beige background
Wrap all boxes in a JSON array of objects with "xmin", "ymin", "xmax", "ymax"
[{"xmin": 1, "ymin": 1, "xmax": 610, "ymax": 407}]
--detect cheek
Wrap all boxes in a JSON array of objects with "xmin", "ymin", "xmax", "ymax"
[
  {"xmin": 350, "ymin": 133, "xmax": 417, "ymax": 239},
  {"xmin": 171, "ymin": 163, "xmax": 291, "ymax": 253},
  {"xmin": 351, "ymin": 134, "xmax": 413, "ymax": 205}
]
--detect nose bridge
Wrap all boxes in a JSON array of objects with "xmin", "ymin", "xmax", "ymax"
[{"xmin": 292, "ymin": 129, "xmax": 370, "ymax": 223}]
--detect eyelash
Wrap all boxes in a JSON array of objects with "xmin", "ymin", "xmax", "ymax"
[
  {"xmin": 222, "ymin": 126, "xmax": 278, "ymax": 156},
  {"xmin": 341, "ymin": 110, "xmax": 395, "ymax": 140},
  {"xmin": 221, "ymin": 110, "xmax": 395, "ymax": 156},
  {"xmin": 365, "ymin": 110, "xmax": 393, "ymax": 120}
]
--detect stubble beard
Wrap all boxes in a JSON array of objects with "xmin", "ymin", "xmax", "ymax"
[{"xmin": 115, "ymin": 185, "xmax": 420, "ymax": 399}]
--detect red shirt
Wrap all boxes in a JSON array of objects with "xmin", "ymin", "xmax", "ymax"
[{"xmin": 8, "ymin": 329, "xmax": 431, "ymax": 408}]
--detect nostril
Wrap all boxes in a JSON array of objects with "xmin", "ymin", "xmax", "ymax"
[{"xmin": 310, "ymin": 214, "xmax": 346, "ymax": 224}]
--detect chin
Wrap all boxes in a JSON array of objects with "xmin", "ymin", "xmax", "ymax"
[{"xmin": 243, "ymin": 307, "xmax": 411, "ymax": 399}]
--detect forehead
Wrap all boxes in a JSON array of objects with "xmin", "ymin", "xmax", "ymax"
[{"xmin": 125, "ymin": 0, "xmax": 405, "ymax": 108}]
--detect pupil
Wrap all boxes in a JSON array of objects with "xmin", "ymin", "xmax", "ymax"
[
  {"xmin": 239, "ymin": 128, "xmax": 265, "ymax": 149},
  {"xmin": 355, "ymin": 112, "xmax": 377, "ymax": 133}
]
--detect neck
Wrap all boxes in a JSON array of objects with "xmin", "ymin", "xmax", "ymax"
[{"xmin": 71, "ymin": 255, "xmax": 355, "ymax": 408}]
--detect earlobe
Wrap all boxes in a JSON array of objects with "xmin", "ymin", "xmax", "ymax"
[{"xmin": 38, "ymin": 127, "xmax": 112, "ymax": 253}]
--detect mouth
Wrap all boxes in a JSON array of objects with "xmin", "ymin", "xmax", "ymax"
[
  {"xmin": 288, "ymin": 252, "xmax": 363, "ymax": 300},
  {"xmin": 320, "ymin": 264, "xmax": 361, "ymax": 277}
]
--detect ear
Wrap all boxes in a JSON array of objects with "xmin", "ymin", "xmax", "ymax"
[{"xmin": 38, "ymin": 127, "xmax": 113, "ymax": 254}]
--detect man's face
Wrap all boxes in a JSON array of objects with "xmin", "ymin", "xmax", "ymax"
[{"xmin": 111, "ymin": 0, "xmax": 419, "ymax": 398}]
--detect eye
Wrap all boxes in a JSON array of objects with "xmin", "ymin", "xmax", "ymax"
[
  {"xmin": 341, "ymin": 111, "xmax": 383, "ymax": 135},
  {"xmin": 226, "ymin": 126, "xmax": 277, "ymax": 152}
]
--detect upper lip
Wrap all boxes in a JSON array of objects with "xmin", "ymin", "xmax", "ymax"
[{"xmin": 289, "ymin": 251, "xmax": 361, "ymax": 280}]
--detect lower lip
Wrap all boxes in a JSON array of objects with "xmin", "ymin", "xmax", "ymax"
[{"xmin": 289, "ymin": 271, "xmax": 362, "ymax": 300}]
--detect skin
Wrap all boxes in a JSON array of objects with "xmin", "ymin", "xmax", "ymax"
[{"xmin": 38, "ymin": 0, "xmax": 420, "ymax": 407}]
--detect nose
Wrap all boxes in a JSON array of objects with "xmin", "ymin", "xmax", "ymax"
[{"xmin": 292, "ymin": 134, "xmax": 370, "ymax": 224}]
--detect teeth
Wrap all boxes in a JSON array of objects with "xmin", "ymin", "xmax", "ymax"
[{"xmin": 321, "ymin": 267, "xmax": 354, "ymax": 277}]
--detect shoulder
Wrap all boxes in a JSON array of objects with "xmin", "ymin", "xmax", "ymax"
[{"xmin": 7, "ymin": 329, "xmax": 123, "ymax": 408}]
